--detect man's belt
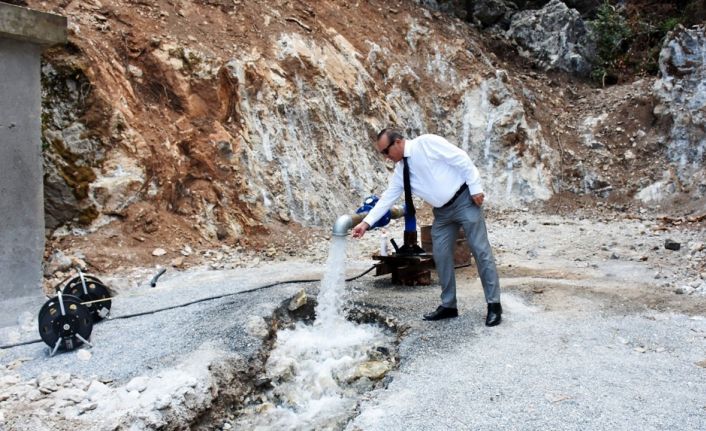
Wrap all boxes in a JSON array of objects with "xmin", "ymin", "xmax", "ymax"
[{"xmin": 439, "ymin": 183, "xmax": 468, "ymax": 208}]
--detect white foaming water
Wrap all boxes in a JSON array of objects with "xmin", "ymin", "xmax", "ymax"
[
  {"xmin": 314, "ymin": 236, "xmax": 349, "ymax": 326},
  {"xmin": 234, "ymin": 236, "xmax": 393, "ymax": 430}
]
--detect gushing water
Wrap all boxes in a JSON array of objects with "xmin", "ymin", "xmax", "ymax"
[
  {"xmin": 234, "ymin": 236, "xmax": 394, "ymax": 430},
  {"xmin": 314, "ymin": 236, "xmax": 350, "ymax": 326}
]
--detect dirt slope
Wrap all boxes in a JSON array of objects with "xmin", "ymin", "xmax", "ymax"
[{"xmin": 22, "ymin": 0, "xmax": 704, "ymax": 286}]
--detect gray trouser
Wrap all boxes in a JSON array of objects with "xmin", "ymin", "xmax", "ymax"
[{"xmin": 431, "ymin": 188, "xmax": 501, "ymax": 308}]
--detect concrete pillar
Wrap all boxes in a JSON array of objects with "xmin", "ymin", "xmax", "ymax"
[{"xmin": 0, "ymin": 4, "xmax": 66, "ymax": 328}]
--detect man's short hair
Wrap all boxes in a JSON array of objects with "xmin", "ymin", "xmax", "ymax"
[{"xmin": 377, "ymin": 127, "xmax": 404, "ymax": 144}]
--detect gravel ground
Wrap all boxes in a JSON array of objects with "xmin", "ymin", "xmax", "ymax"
[
  {"xmin": 348, "ymin": 284, "xmax": 706, "ymax": 430},
  {"xmin": 0, "ymin": 211, "xmax": 704, "ymax": 430},
  {"xmin": 0, "ymin": 262, "xmax": 329, "ymax": 382},
  {"xmin": 345, "ymin": 210, "xmax": 706, "ymax": 430}
]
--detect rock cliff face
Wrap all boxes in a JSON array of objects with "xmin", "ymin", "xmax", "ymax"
[
  {"xmin": 646, "ymin": 25, "xmax": 706, "ymax": 202},
  {"xmin": 27, "ymin": 0, "xmax": 706, "ymax": 257},
  {"xmin": 36, "ymin": 0, "xmax": 560, "ymax": 243}
]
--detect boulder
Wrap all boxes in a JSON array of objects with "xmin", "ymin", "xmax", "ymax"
[{"xmin": 506, "ymin": 0, "xmax": 596, "ymax": 76}]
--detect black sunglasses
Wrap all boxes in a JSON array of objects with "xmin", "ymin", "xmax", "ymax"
[{"xmin": 381, "ymin": 138, "xmax": 397, "ymax": 155}]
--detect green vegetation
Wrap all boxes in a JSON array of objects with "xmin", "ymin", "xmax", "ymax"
[
  {"xmin": 589, "ymin": 1, "xmax": 632, "ymax": 85},
  {"xmin": 587, "ymin": 0, "xmax": 704, "ymax": 85}
]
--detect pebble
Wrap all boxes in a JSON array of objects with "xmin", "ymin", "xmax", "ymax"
[
  {"xmin": 288, "ymin": 289, "xmax": 308, "ymax": 311},
  {"xmin": 63, "ymin": 406, "xmax": 80, "ymax": 420},
  {"xmin": 55, "ymin": 372, "xmax": 71, "ymax": 386},
  {"xmin": 664, "ymin": 239, "xmax": 681, "ymax": 251},
  {"xmin": 78, "ymin": 400, "xmax": 98, "ymax": 413},
  {"xmin": 72, "ymin": 378, "xmax": 90, "ymax": 390},
  {"xmin": 38, "ymin": 377, "xmax": 58, "ymax": 393},
  {"xmin": 126, "ymin": 376, "xmax": 149, "ymax": 393},
  {"xmin": 86, "ymin": 380, "xmax": 110, "ymax": 402},
  {"xmin": 152, "ymin": 248, "xmax": 167, "ymax": 257},
  {"xmin": 26, "ymin": 389, "xmax": 42, "ymax": 401},
  {"xmin": 0, "ymin": 374, "xmax": 20, "ymax": 387},
  {"xmin": 127, "ymin": 65, "xmax": 143, "ymax": 78},
  {"xmin": 35, "ymin": 398, "xmax": 54, "ymax": 410},
  {"xmin": 155, "ymin": 394, "xmax": 171, "ymax": 409},
  {"xmin": 77, "ymin": 349, "xmax": 92, "ymax": 361},
  {"xmin": 54, "ymin": 387, "xmax": 87, "ymax": 404},
  {"xmin": 355, "ymin": 361, "xmax": 391, "ymax": 380}
]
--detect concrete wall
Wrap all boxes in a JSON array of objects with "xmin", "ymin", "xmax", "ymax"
[
  {"xmin": 0, "ymin": 38, "xmax": 45, "ymax": 327},
  {"xmin": 0, "ymin": 3, "xmax": 66, "ymax": 328}
]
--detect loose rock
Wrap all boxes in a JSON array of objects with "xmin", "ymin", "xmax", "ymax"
[
  {"xmin": 288, "ymin": 289, "xmax": 308, "ymax": 311},
  {"xmin": 664, "ymin": 239, "xmax": 681, "ymax": 251},
  {"xmin": 355, "ymin": 361, "xmax": 391, "ymax": 380},
  {"xmin": 77, "ymin": 349, "xmax": 92, "ymax": 361}
]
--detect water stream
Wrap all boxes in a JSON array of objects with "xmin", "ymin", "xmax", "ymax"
[{"xmin": 233, "ymin": 236, "xmax": 395, "ymax": 430}]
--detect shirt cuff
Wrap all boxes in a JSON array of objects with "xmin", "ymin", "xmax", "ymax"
[{"xmin": 468, "ymin": 183, "xmax": 484, "ymax": 196}]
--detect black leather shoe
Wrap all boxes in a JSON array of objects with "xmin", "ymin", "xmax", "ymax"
[
  {"xmin": 423, "ymin": 306, "xmax": 458, "ymax": 321},
  {"xmin": 485, "ymin": 303, "xmax": 502, "ymax": 327}
]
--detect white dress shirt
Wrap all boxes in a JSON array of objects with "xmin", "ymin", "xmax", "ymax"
[{"xmin": 363, "ymin": 134, "xmax": 484, "ymax": 227}]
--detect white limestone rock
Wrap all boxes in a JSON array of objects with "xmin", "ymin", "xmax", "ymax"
[{"xmin": 126, "ymin": 376, "xmax": 149, "ymax": 393}]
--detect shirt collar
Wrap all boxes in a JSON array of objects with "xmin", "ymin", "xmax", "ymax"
[{"xmin": 403, "ymin": 138, "xmax": 412, "ymax": 158}]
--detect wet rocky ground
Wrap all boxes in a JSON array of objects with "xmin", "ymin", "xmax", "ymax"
[{"xmin": 0, "ymin": 210, "xmax": 704, "ymax": 430}]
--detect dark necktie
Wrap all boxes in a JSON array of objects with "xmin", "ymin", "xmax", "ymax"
[{"xmin": 403, "ymin": 157, "xmax": 415, "ymax": 218}]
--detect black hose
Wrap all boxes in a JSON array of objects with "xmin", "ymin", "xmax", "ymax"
[
  {"xmin": 0, "ymin": 264, "xmax": 378, "ymax": 350},
  {"xmin": 2, "ymin": 262, "xmax": 476, "ymax": 350},
  {"xmin": 149, "ymin": 268, "xmax": 167, "ymax": 287},
  {"xmin": 0, "ymin": 339, "xmax": 46, "ymax": 349}
]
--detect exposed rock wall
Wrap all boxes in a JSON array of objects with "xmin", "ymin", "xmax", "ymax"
[
  {"xmin": 36, "ymin": 0, "xmax": 559, "ymax": 241},
  {"xmin": 642, "ymin": 25, "xmax": 706, "ymax": 202}
]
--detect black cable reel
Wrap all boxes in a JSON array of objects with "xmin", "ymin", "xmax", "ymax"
[
  {"xmin": 38, "ymin": 270, "xmax": 112, "ymax": 356},
  {"xmin": 59, "ymin": 272, "xmax": 112, "ymax": 321}
]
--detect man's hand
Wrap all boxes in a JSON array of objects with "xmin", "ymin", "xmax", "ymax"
[
  {"xmin": 471, "ymin": 193, "xmax": 485, "ymax": 206},
  {"xmin": 351, "ymin": 221, "xmax": 370, "ymax": 238}
]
